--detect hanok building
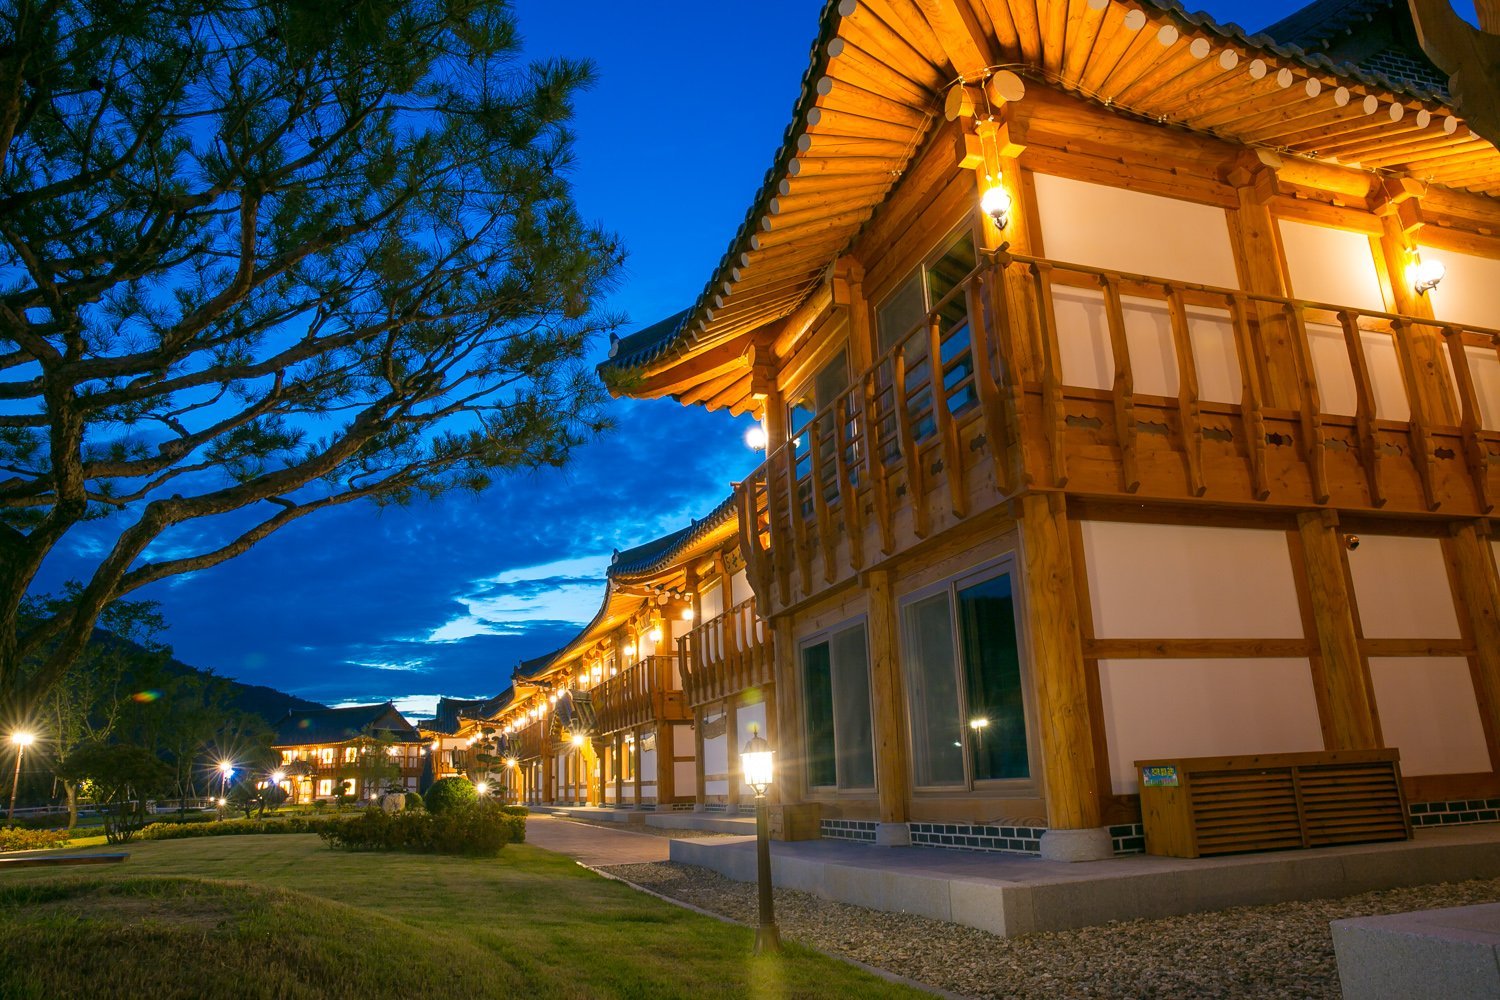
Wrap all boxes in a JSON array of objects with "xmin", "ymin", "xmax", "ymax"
[
  {"xmin": 493, "ymin": 499, "xmax": 776, "ymax": 814},
  {"xmin": 420, "ymin": 693, "xmax": 510, "ymax": 785},
  {"xmin": 600, "ymin": 0, "xmax": 1500, "ymax": 859},
  {"xmin": 271, "ymin": 703, "xmax": 427, "ymax": 804}
]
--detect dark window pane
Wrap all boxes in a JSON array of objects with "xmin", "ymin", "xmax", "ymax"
[
  {"xmin": 904, "ymin": 592, "xmax": 966, "ymax": 786},
  {"xmin": 877, "ymin": 274, "xmax": 924, "ymax": 358},
  {"xmin": 802, "ymin": 640, "xmax": 837, "ymax": 788},
  {"xmin": 830, "ymin": 624, "xmax": 875, "ymax": 789},
  {"xmin": 958, "ymin": 574, "xmax": 1030, "ymax": 781}
]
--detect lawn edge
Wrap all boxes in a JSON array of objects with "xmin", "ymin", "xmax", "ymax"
[{"xmin": 580, "ymin": 861, "xmax": 976, "ymax": 1000}]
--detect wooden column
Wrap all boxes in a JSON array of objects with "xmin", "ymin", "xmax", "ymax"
[
  {"xmin": 1019, "ymin": 493, "xmax": 1103, "ymax": 831},
  {"xmin": 1376, "ymin": 210, "xmax": 1459, "ymax": 425},
  {"xmin": 1227, "ymin": 177, "xmax": 1304, "ymax": 410},
  {"xmin": 725, "ymin": 697, "xmax": 741, "ymax": 812},
  {"xmin": 692, "ymin": 706, "xmax": 707, "ymax": 809},
  {"xmin": 865, "ymin": 568, "xmax": 912, "ymax": 826},
  {"xmin": 657, "ymin": 725, "xmax": 676, "ymax": 806},
  {"xmin": 631, "ymin": 729, "xmax": 642, "ymax": 807},
  {"xmin": 771, "ymin": 619, "xmax": 804, "ymax": 801},
  {"xmin": 1297, "ymin": 511, "xmax": 1380, "ymax": 749},
  {"xmin": 1447, "ymin": 521, "xmax": 1500, "ymax": 765}
]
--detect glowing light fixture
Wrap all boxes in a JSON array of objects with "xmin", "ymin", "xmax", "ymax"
[
  {"xmin": 476, "ymin": 781, "xmax": 490, "ymax": 796},
  {"xmin": 623, "ymin": 642, "xmax": 637, "ymax": 659},
  {"xmin": 1412, "ymin": 257, "xmax": 1446, "ymax": 295},
  {"xmin": 968, "ymin": 717, "xmax": 991, "ymax": 731},
  {"xmin": 739, "ymin": 725, "xmax": 775, "ymax": 796},
  {"xmin": 570, "ymin": 733, "xmax": 586, "ymax": 748},
  {"xmin": 682, "ymin": 607, "xmax": 695, "ymax": 622},
  {"xmin": 505, "ymin": 757, "xmax": 518, "ymax": 769},
  {"xmin": 217, "ymin": 760, "xmax": 234, "ymax": 777},
  {"xmin": 270, "ymin": 770, "xmax": 286, "ymax": 784},
  {"xmin": 744, "ymin": 424, "xmax": 768, "ymax": 450},
  {"xmin": 648, "ymin": 625, "xmax": 663, "ymax": 644},
  {"xmin": 980, "ymin": 182, "xmax": 1012, "ymax": 230}
]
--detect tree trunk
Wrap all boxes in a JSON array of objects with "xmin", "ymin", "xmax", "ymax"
[{"xmin": 65, "ymin": 781, "xmax": 77, "ymax": 832}]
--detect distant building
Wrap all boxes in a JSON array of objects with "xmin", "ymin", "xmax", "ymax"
[{"xmin": 271, "ymin": 702, "xmax": 426, "ymax": 803}]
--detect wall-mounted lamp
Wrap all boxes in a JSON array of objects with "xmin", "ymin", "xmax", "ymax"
[
  {"xmin": 1411, "ymin": 257, "xmax": 1445, "ymax": 296},
  {"xmin": 681, "ymin": 607, "xmax": 695, "ymax": 622},
  {"xmin": 622, "ymin": 642, "xmax": 637, "ymax": 659},
  {"xmin": 980, "ymin": 182, "xmax": 1012, "ymax": 230},
  {"xmin": 648, "ymin": 625, "xmax": 664, "ymax": 644},
  {"xmin": 744, "ymin": 424, "xmax": 768, "ymax": 450}
]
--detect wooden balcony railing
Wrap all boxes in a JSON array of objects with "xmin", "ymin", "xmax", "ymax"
[
  {"xmin": 511, "ymin": 718, "xmax": 547, "ymax": 761},
  {"xmin": 592, "ymin": 655, "xmax": 689, "ymax": 734},
  {"xmin": 737, "ymin": 248, "xmax": 1500, "ymax": 614},
  {"xmin": 681, "ymin": 598, "xmax": 774, "ymax": 707}
]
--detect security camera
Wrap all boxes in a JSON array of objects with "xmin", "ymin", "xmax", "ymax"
[{"xmin": 1345, "ymin": 534, "xmax": 1360, "ymax": 551}]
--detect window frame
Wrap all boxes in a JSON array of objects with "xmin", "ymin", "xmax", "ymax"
[
  {"xmin": 898, "ymin": 554, "xmax": 1041, "ymax": 796},
  {"xmin": 798, "ymin": 615, "xmax": 878, "ymax": 795}
]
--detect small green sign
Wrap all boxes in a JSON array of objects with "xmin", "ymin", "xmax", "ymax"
[{"xmin": 1141, "ymin": 765, "xmax": 1179, "ymax": 787}]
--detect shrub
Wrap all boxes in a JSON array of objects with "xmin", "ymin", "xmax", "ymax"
[
  {"xmin": 423, "ymin": 777, "xmax": 476, "ymax": 815},
  {"xmin": 497, "ymin": 805, "xmax": 528, "ymax": 818},
  {"xmin": 0, "ymin": 827, "xmax": 72, "ymax": 852},
  {"xmin": 318, "ymin": 802, "xmax": 523, "ymax": 856},
  {"xmin": 139, "ymin": 816, "xmax": 356, "ymax": 841},
  {"xmin": 403, "ymin": 790, "xmax": 424, "ymax": 811}
]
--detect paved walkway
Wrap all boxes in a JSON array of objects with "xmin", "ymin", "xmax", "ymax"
[{"xmin": 524, "ymin": 815, "xmax": 671, "ymax": 866}]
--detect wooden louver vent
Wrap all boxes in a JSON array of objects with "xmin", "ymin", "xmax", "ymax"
[{"xmin": 1137, "ymin": 750, "xmax": 1411, "ymax": 859}]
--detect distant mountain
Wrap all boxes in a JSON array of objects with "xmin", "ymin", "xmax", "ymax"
[{"xmin": 93, "ymin": 629, "xmax": 324, "ymax": 724}]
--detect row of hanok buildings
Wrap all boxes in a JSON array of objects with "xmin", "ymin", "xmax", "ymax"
[{"xmin": 467, "ymin": 0, "xmax": 1500, "ymax": 860}]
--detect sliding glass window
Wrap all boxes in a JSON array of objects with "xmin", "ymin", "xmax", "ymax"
[
  {"xmin": 801, "ymin": 620, "xmax": 876, "ymax": 791},
  {"xmin": 902, "ymin": 559, "xmax": 1033, "ymax": 790}
]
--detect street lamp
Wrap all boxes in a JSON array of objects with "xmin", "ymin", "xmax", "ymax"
[
  {"xmin": 8, "ymin": 731, "xmax": 35, "ymax": 821},
  {"xmin": 740, "ymin": 725, "xmax": 780, "ymax": 954},
  {"xmin": 476, "ymin": 781, "xmax": 490, "ymax": 796}
]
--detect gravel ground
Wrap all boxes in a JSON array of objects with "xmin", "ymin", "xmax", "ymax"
[{"xmin": 607, "ymin": 861, "xmax": 1500, "ymax": 999}]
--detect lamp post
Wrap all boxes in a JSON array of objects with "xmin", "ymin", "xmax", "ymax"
[
  {"xmin": 8, "ymin": 731, "xmax": 35, "ymax": 821},
  {"xmin": 740, "ymin": 725, "xmax": 780, "ymax": 954}
]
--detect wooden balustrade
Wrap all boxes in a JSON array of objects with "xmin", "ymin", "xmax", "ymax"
[
  {"xmin": 591, "ymin": 655, "xmax": 688, "ymax": 734},
  {"xmin": 511, "ymin": 718, "xmax": 547, "ymax": 761},
  {"xmin": 737, "ymin": 248, "xmax": 1500, "ymax": 615},
  {"xmin": 680, "ymin": 598, "xmax": 774, "ymax": 708}
]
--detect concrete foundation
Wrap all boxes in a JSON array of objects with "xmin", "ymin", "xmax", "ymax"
[
  {"xmin": 669, "ymin": 825, "xmax": 1500, "ymax": 938},
  {"xmin": 1039, "ymin": 827, "xmax": 1112, "ymax": 862},
  {"xmin": 1332, "ymin": 903, "xmax": 1500, "ymax": 1000},
  {"xmin": 875, "ymin": 823, "xmax": 912, "ymax": 847}
]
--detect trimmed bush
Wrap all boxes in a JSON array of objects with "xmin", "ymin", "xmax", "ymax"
[
  {"xmin": 318, "ymin": 801, "xmax": 523, "ymax": 856},
  {"xmin": 403, "ymin": 790, "xmax": 424, "ymax": 811},
  {"xmin": 0, "ymin": 827, "xmax": 72, "ymax": 852},
  {"xmin": 423, "ymin": 777, "xmax": 476, "ymax": 815},
  {"xmin": 139, "ymin": 816, "xmax": 355, "ymax": 841},
  {"xmin": 497, "ymin": 805, "xmax": 528, "ymax": 818}
]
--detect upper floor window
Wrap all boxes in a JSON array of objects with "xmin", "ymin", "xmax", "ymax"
[{"xmin": 874, "ymin": 229, "xmax": 980, "ymax": 444}]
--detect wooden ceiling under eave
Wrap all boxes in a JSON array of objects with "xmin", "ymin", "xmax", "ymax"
[{"xmin": 622, "ymin": 0, "xmax": 1499, "ymax": 418}]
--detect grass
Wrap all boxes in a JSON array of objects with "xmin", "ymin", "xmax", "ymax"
[{"xmin": 0, "ymin": 835, "xmax": 923, "ymax": 999}]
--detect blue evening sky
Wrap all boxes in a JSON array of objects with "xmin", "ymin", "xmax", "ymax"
[{"xmin": 32, "ymin": 0, "xmax": 1471, "ymax": 716}]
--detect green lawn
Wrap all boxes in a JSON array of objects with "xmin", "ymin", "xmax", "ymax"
[{"xmin": 0, "ymin": 835, "xmax": 923, "ymax": 1000}]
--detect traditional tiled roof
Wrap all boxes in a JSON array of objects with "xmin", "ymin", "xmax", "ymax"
[
  {"xmin": 609, "ymin": 495, "xmax": 737, "ymax": 578},
  {"xmin": 1261, "ymin": 0, "xmax": 1448, "ymax": 98},
  {"xmin": 272, "ymin": 703, "xmax": 421, "ymax": 747},
  {"xmin": 597, "ymin": 0, "xmax": 1488, "ymax": 395},
  {"xmin": 426, "ymin": 696, "xmax": 489, "ymax": 735}
]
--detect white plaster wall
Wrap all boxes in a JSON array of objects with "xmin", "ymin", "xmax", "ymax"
[
  {"xmin": 736, "ymin": 700, "xmax": 769, "ymax": 798},
  {"xmin": 1462, "ymin": 345, "xmax": 1500, "ymax": 430},
  {"xmin": 1369, "ymin": 657, "xmax": 1492, "ymax": 775},
  {"xmin": 1304, "ymin": 323, "xmax": 1410, "ymax": 420},
  {"xmin": 639, "ymin": 745, "xmax": 657, "ymax": 783},
  {"xmin": 1279, "ymin": 220, "xmax": 1386, "ymax": 311},
  {"xmin": 1052, "ymin": 289, "xmax": 1239, "ymax": 402},
  {"xmin": 1346, "ymin": 535, "xmax": 1461, "ymax": 639},
  {"xmin": 731, "ymin": 569, "xmax": 754, "ymax": 605},
  {"xmin": 1033, "ymin": 173, "xmax": 1239, "ymax": 288},
  {"xmin": 1099, "ymin": 657, "xmax": 1325, "ymax": 794},
  {"xmin": 1422, "ymin": 245, "xmax": 1500, "ymax": 331},
  {"xmin": 700, "ymin": 584, "xmax": 724, "ymax": 622},
  {"xmin": 1081, "ymin": 521, "xmax": 1303, "ymax": 638}
]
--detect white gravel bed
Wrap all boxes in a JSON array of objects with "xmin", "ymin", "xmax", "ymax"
[{"xmin": 606, "ymin": 861, "xmax": 1500, "ymax": 999}]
